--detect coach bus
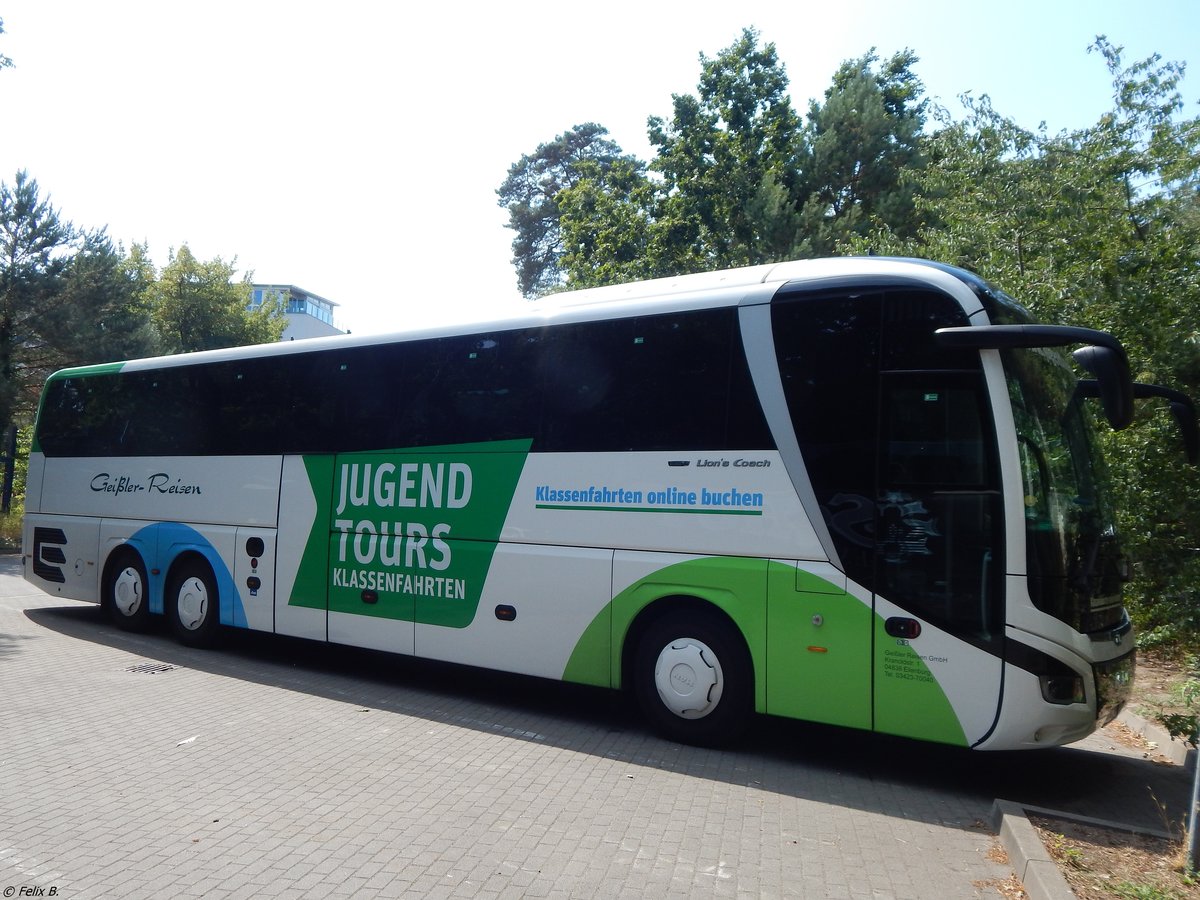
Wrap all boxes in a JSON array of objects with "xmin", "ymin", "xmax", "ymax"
[{"xmin": 21, "ymin": 257, "xmax": 1188, "ymax": 749}]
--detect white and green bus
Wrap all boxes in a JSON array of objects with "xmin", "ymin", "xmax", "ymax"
[{"xmin": 22, "ymin": 257, "xmax": 1183, "ymax": 749}]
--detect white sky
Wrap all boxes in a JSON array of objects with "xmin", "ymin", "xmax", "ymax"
[{"xmin": 0, "ymin": 1, "xmax": 1196, "ymax": 335}]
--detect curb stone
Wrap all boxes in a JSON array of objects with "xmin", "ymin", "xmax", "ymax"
[
  {"xmin": 991, "ymin": 799, "xmax": 1077, "ymax": 900},
  {"xmin": 1120, "ymin": 708, "xmax": 1196, "ymax": 767},
  {"xmin": 995, "ymin": 709, "xmax": 1193, "ymax": 899}
]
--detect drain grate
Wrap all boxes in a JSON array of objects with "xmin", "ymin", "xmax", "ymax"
[{"xmin": 126, "ymin": 662, "xmax": 176, "ymax": 675}]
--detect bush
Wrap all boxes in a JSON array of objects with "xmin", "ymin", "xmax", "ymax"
[{"xmin": 0, "ymin": 507, "xmax": 20, "ymax": 553}]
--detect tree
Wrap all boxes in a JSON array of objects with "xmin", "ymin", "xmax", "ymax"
[
  {"xmin": 0, "ymin": 171, "xmax": 159, "ymax": 429},
  {"xmin": 0, "ymin": 171, "xmax": 73, "ymax": 428},
  {"xmin": 557, "ymin": 157, "xmax": 662, "ymax": 288},
  {"xmin": 798, "ymin": 49, "xmax": 927, "ymax": 253},
  {"xmin": 644, "ymin": 27, "xmax": 804, "ymax": 269},
  {"xmin": 516, "ymin": 30, "xmax": 930, "ymax": 289},
  {"xmin": 550, "ymin": 28, "xmax": 807, "ymax": 285},
  {"xmin": 145, "ymin": 244, "xmax": 286, "ymax": 353},
  {"xmin": 497, "ymin": 124, "xmax": 636, "ymax": 297},
  {"xmin": 28, "ymin": 232, "xmax": 160, "ymax": 369},
  {"xmin": 0, "ymin": 170, "xmax": 161, "ymax": 430}
]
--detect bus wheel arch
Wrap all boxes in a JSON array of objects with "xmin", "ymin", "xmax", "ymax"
[
  {"xmin": 102, "ymin": 546, "xmax": 152, "ymax": 631},
  {"xmin": 625, "ymin": 597, "xmax": 753, "ymax": 746},
  {"xmin": 166, "ymin": 553, "xmax": 221, "ymax": 647}
]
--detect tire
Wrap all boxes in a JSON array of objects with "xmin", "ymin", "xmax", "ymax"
[
  {"xmin": 633, "ymin": 611, "xmax": 752, "ymax": 746},
  {"xmin": 105, "ymin": 549, "xmax": 152, "ymax": 631},
  {"xmin": 168, "ymin": 559, "xmax": 221, "ymax": 648}
]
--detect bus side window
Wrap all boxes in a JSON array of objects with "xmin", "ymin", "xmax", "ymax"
[
  {"xmin": 447, "ymin": 331, "xmax": 543, "ymax": 445},
  {"xmin": 537, "ymin": 321, "xmax": 620, "ymax": 451},
  {"xmin": 621, "ymin": 312, "xmax": 734, "ymax": 451}
]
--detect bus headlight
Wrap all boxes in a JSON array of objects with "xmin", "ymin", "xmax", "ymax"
[{"xmin": 1039, "ymin": 674, "xmax": 1086, "ymax": 705}]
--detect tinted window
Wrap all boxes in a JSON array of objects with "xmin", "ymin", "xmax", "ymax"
[
  {"xmin": 539, "ymin": 309, "xmax": 772, "ymax": 451},
  {"xmin": 881, "ymin": 377, "xmax": 990, "ymax": 488},
  {"xmin": 772, "ymin": 284, "xmax": 1003, "ymax": 647},
  {"xmin": 773, "ymin": 289, "xmax": 884, "ymax": 584},
  {"xmin": 877, "ymin": 372, "xmax": 1003, "ymax": 645},
  {"xmin": 36, "ymin": 307, "xmax": 773, "ymax": 456},
  {"xmin": 881, "ymin": 288, "xmax": 976, "ymax": 370},
  {"xmin": 395, "ymin": 331, "xmax": 545, "ymax": 447},
  {"xmin": 38, "ymin": 376, "xmax": 129, "ymax": 457}
]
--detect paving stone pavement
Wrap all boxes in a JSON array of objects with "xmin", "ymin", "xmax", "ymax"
[{"xmin": 0, "ymin": 554, "xmax": 1044, "ymax": 898}]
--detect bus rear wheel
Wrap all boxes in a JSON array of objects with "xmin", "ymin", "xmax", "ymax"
[
  {"xmin": 105, "ymin": 549, "xmax": 151, "ymax": 631},
  {"xmin": 168, "ymin": 559, "xmax": 220, "ymax": 648},
  {"xmin": 633, "ymin": 612, "xmax": 751, "ymax": 746}
]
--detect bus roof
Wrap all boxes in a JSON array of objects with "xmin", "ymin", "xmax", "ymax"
[{"xmin": 51, "ymin": 257, "xmax": 984, "ymax": 379}]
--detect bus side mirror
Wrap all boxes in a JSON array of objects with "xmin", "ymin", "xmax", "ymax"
[
  {"xmin": 1132, "ymin": 383, "xmax": 1199, "ymax": 465},
  {"xmin": 1072, "ymin": 346, "xmax": 1134, "ymax": 430},
  {"xmin": 1167, "ymin": 399, "xmax": 1199, "ymax": 465},
  {"xmin": 1077, "ymin": 379, "xmax": 1199, "ymax": 464},
  {"xmin": 934, "ymin": 325, "xmax": 1135, "ymax": 431}
]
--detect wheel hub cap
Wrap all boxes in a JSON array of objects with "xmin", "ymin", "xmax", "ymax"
[
  {"xmin": 113, "ymin": 567, "xmax": 143, "ymax": 616},
  {"xmin": 653, "ymin": 638, "xmax": 723, "ymax": 719},
  {"xmin": 177, "ymin": 577, "xmax": 209, "ymax": 631}
]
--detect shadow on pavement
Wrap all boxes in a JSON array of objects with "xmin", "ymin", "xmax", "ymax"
[{"xmin": 22, "ymin": 596, "xmax": 1192, "ymax": 837}]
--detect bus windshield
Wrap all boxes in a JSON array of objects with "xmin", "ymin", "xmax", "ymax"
[{"xmin": 1004, "ymin": 346, "xmax": 1125, "ymax": 634}]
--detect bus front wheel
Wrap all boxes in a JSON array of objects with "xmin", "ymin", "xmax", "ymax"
[
  {"xmin": 633, "ymin": 612, "xmax": 751, "ymax": 746},
  {"xmin": 105, "ymin": 550, "xmax": 151, "ymax": 632},
  {"xmin": 168, "ymin": 559, "xmax": 220, "ymax": 648}
]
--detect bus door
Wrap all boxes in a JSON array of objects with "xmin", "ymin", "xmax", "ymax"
[
  {"xmin": 870, "ymin": 371, "xmax": 1005, "ymax": 746},
  {"xmin": 767, "ymin": 284, "xmax": 1005, "ymax": 746}
]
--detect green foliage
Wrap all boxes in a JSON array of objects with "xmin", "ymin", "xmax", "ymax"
[
  {"xmin": 557, "ymin": 158, "xmax": 663, "ymax": 288},
  {"xmin": 496, "ymin": 124, "xmax": 639, "ymax": 298},
  {"xmin": 0, "ymin": 425, "xmax": 29, "ymax": 552},
  {"xmin": 643, "ymin": 27, "xmax": 804, "ymax": 269},
  {"xmin": 0, "ymin": 427, "xmax": 28, "ymax": 554},
  {"xmin": 503, "ymin": 29, "xmax": 928, "ymax": 289},
  {"xmin": 0, "ymin": 171, "xmax": 159, "ymax": 428},
  {"xmin": 1111, "ymin": 882, "xmax": 1186, "ymax": 900},
  {"xmin": 46, "ymin": 233, "xmax": 161, "ymax": 362},
  {"xmin": 0, "ymin": 511, "xmax": 19, "ymax": 552},
  {"xmin": 798, "ymin": 48, "xmax": 927, "ymax": 253},
  {"xmin": 145, "ymin": 244, "xmax": 285, "ymax": 353},
  {"xmin": 1151, "ymin": 674, "xmax": 1200, "ymax": 746},
  {"xmin": 859, "ymin": 38, "xmax": 1200, "ymax": 640},
  {"xmin": 0, "ymin": 170, "xmax": 75, "ymax": 424}
]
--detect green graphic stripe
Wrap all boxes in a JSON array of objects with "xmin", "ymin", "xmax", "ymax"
[
  {"xmin": 563, "ymin": 557, "xmax": 968, "ymax": 746},
  {"xmin": 47, "ymin": 361, "xmax": 127, "ymax": 381},
  {"xmin": 304, "ymin": 439, "xmax": 532, "ymax": 628},
  {"xmin": 535, "ymin": 504, "xmax": 763, "ymax": 516}
]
